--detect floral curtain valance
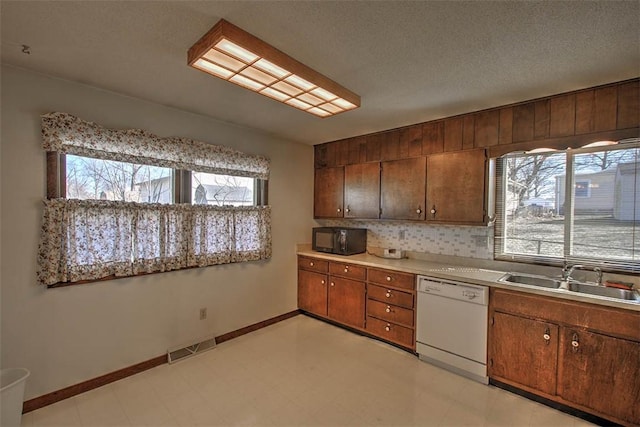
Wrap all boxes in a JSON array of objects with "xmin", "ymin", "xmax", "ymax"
[
  {"xmin": 41, "ymin": 112, "xmax": 270, "ymax": 180},
  {"xmin": 37, "ymin": 199, "xmax": 272, "ymax": 286}
]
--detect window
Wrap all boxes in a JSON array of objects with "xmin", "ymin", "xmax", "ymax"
[
  {"xmin": 38, "ymin": 113, "xmax": 271, "ymax": 287},
  {"xmin": 574, "ymin": 180, "xmax": 591, "ymax": 198},
  {"xmin": 66, "ymin": 155, "xmax": 174, "ymax": 203},
  {"xmin": 192, "ymin": 172, "xmax": 255, "ymax": 206},
  {"xmin": 495, "ymin": 140, "xmax": 640, "ymax": 272}
]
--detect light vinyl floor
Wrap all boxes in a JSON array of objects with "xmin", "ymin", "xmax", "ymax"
[{"xmin": 22, "ymin": 315, "xmax": 594, "ymax": 426}]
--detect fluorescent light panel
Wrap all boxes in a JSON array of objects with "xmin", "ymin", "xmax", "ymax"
[{"xmin": 188, "ymin": 19, "xmax": 360, "ymax": 117}]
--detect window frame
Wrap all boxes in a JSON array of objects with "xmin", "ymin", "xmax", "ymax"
[{"xmin": 494, "ymin": 141, "xmax": 640, "ymax": 273}]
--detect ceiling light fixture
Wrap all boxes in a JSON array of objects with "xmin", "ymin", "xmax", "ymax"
[{"xmin": 188, "ymin": 19, "xmax": 360, "ymax": 118}]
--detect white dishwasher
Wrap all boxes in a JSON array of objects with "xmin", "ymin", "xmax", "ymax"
[{"xmin": 416, "ymin": 275, "xmax": 489, "ymax": 384}]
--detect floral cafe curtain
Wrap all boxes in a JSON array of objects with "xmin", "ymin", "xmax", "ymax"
[{"xmin": 37, "ymin": 113, "xmax": 271, "ymax": 286}]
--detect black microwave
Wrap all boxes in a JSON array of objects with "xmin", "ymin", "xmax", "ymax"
[{"xmin": 312, "ymin": 227, "xmax": 367, "ymax": 255}]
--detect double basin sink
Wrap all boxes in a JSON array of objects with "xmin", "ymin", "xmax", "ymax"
[{"xmin": 498, "ymin": 273, "xmax": 640, "ymax": 302}]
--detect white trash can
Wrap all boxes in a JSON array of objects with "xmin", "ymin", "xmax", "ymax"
[{"xmin": 1, "ymin": 368, "xmax": 30, "ymax": 427}]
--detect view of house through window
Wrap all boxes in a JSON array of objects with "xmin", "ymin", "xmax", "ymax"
[
  {"xmin": 66, "ymin": 156, "xmax": 258, "ymax": 206},
  {"xmin": 66, "ymin": 155, "xmax": 173, "ymax": 203},
  {"xmin": 192, "ymin": 172, "xmax": 254, "ymax": 206},
  {"xmin": 497, "ymin": 142, "xmax": 639, "ymax": 269}
]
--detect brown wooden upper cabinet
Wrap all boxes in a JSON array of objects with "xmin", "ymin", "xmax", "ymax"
[
  {"xmin": 313, "ymin": 78, "xmax": 638, "ymax": 222},
  {"xmin": 344, "ymin": 162, "xmax": 380, "ymax": 219},
  {"xmin": 314, "ymin": 166, "xmax": 344, "ymax": 218},
  {"xmin": 426, "ymin": 148, "xmax": 487, "ymax": 224},
  {"xmin": 380, "ymin": 157, "xmax": 426, "ymax": 220}
]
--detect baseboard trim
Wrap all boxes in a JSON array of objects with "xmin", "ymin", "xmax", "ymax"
[
  {"xmin": 215, "ymin": 309, "xmax": 301, "ymax": 344},
  {"xmin": 23, "ymin": 309, "xmax": 301, "ymax": 413},
  {"xmin": 22, "ymin": 355, "xmax": 166, "ymax": 413}
]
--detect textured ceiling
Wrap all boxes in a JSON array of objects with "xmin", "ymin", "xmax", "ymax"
[{"xmin": 2, "ymin": 1, "xmax": 639, "ymax": 145}]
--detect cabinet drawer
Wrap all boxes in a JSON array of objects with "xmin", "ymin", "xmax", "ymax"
[
  {"xmin": 368, "ymin": 268, "xmax": 415, "ymax": 290},
  {"xmin": 366, "ymin": 316, "xmax": 414, "ymax": 348},
  {"xmin": 329, "ymin": 262, "xmax": 367, "ymax": 280},
  {"xmin": 298, "ymin": 256, "xmax": 328, "ymax": 273},
  {"xmin": 367, "ymin": 299, "xmax": 414, "ymax": 327},
  {"xmin": 367, "ymin": 284, "xmax": 414, "ymax": 309}
]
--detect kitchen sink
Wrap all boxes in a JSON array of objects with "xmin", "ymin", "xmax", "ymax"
[
  {"xmin": 498, "ymin": 272, "xmax": 639, "ymax": 302},
  {"xmin": 568, "ymin": 282, "xmax": 640, "ymax": 301},
  {"xmin": 498, "ymin": 273, "xmax": 561, "ymax": 289}
]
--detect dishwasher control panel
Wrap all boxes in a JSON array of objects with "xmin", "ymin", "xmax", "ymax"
[{"xmin": 417, "ymin": 276, "xmax": 488, "ymax": 305}]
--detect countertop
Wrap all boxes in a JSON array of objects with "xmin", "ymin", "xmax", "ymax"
[{"xmin": 297, "ymin": 246, "xmax": 640, "ymax": 312}]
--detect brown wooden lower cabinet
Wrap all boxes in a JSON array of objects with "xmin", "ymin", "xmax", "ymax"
[
  {"xmin": 297, "ymin": 269, "xmax": 327, "ymax": 317},
  {"xmin": 558, "ymin": 328, "xmax": 640, "ymax": 425},
  {"xmin": 366, "ymin": 316, "xmax": 414, "ymax": 348},
  {"xmin": 489, "ymin": 312, "xmax": 558, "ymax": 396},
  {"xmin": 489, "ymin": 288, "xmax": 640, "ymax": 426},
  {"xmin": 328, "ymin": 277, "xmax": 365, "ymax": 329},
  {"xmin": 367, "ymin": 299, "xmax": 414, "ymax": 328},
  {"xmin": 298, "ymin": 256, "xmax": 416, "ymax": 351}
]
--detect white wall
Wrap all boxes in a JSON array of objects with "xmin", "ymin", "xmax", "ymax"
[{"xmin": 0, "ymin": 65, "xmax": 315, "ymax": 400}]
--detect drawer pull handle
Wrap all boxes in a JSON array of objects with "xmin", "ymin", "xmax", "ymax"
[
  {"xmin": 385, "ymin": 306, "xmax": 392, "ymax": 313},
  {"xmin": 344, "ymin": 269, "xmax": 348, "ymax": 273},
  {"xmin": 310, "ymin": 262, "xmax": 314, "ymax": 266},
  {"xmin": 386, "ymin": 276, "xmax": 392, "ymax": 281},
  {"xmin": 385, "ymin": 291, "xmax": 392, "ymax": 298},
  {"xmin": 385, "ymin": 325, "xmax": 391, "ymax": 332}
]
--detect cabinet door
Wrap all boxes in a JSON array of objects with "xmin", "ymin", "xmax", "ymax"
[
  {"xmin": 298, "ymin": 270, "xmax": 327, "ymax": 316},
  {"xmin": 488, "ymin": 312, "xmax": 558, "ymax": 396},
  {"xmin": 558, "ymin": 329, "xmax": 640, "ymax": 425},
  {"xmin": 380, "ymin": 157, "xmax": 426, "ymax": 220},
  {"xmin": 314, "ymin": 167, "xmax": 344, "ymax": 218},
  {"xmin": 426, "ymin": 149, "xmax": 486, "ymax": 223},
  {"xmin": 344, "ymin": 163, "xmax": 380, "ymax": 219},
  {"xmin": 328, "ymin": 277, "xmax": 365, "ymax": 329}
]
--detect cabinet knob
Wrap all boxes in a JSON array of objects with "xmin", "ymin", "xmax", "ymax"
[
  {"xmin": 330, "ymin": 282, "xmax": 335, "ymax": 287},
  {"xmin": 385, "ymin": 324, "xmax": 391, "ymax": 332},
  {"xmin": 543, "ymin": 327, "xmax": 551, "ymax": 344},
  {"xmin": 337, "ymin": 208, "xmax": 342, "ymax": 213},
  {"xmin": 309, "ymin": 262, "xmax": 314, "ymax": 267},
  {"xmin": 386, "ymin": 276, "xmax": 392, "ymax": 282},
  {"xmin": 416, "ymin": 207, "xmax": 422, "ymax": 214},
  {"xmin": 321, "ymin": 280, "xmax": 325, "ymax": 285},
  {"xmin": 571, "ymin": 333, "xmax": 580, "ymax": 352},
  {"xmin": 430, "ymin": 205, "xmax": 437, "ymax": 217},
  {"xmin": 385, "ymin": 291, "xmax": 392, "ymax": 298},
  {"xmin": 345, "ymin": 206, "xmax": 350, "ymax": 213},
  {"xmin": 385, "ymin": 306, "xmax": 392, "ymax": 313}
]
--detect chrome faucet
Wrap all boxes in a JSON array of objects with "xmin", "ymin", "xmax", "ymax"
[
  {"xmin": 562, "ymin": 263, "xmax": 584, "ymax": 282},
  {"xmin": 562, "ymin": 263, "xmax": 604, "ymax": 286},
  {"xmin": 593, "ymin": 267, "xmax": 603, "ymax": 286}
]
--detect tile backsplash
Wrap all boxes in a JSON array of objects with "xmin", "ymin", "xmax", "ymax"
[{"xmin": 316, "ymin": 220, "xmax": 494, "ymax": 259}]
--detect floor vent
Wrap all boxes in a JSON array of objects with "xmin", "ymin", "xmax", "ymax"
[{"xmin": 167, "ymin": 336, "xmax": 217, "ymax": 364}]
